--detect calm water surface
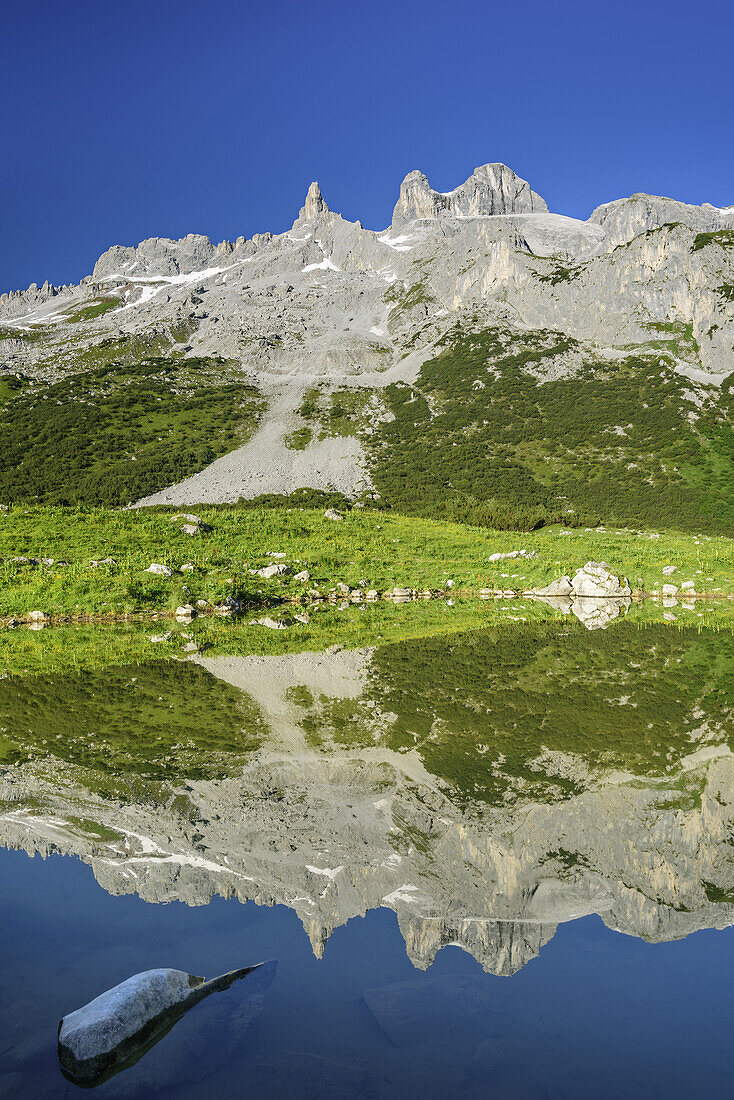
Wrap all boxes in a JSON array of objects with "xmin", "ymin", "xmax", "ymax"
[{"xmin": 2, "ymin": 614, "xmax": 734, "ymax": 1097}]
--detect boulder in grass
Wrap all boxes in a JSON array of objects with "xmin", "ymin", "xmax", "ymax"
[
  {"xmin": 532, "ymin": 576, "xmax": 573, "ymax": 598},
  {"xmin": 257, "ymin": 563, "xmax": 290, "ymax": 579},
  {"xmin": 324, "ymin": 508, "xmax": 343, "ymax": 521},
  {"xmin": 570, "ymin": 562, "xmax": 630, "ymax": 598},
  {"xmin": 146, "ymin": 563, "xmax": 173, "ymax": 577}
]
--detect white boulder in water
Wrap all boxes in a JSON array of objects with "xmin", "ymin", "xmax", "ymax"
[{"xmin": 58, "ymin": 962, "xmax": 271, "ymax": 1086}]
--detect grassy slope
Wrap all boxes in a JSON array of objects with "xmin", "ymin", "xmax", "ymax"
[{"xmin": 2, "ymin": 505, "xmax": 734, "ymax": 619}]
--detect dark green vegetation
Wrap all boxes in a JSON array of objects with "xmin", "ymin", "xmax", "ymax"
[
  {"xmin": 65, "ymin": 297, "xmax": 119, "ymax": 323},
  {"xmin": 0, "ymin": 660, "xmax": 264, "ymax": 790},
  {"xmin": 293, "ymin": 620, "xmax": 734, "ymax": 809},
  {"xmin": 284, "ymin": 426, "xmax": 313, "ymax": 450},
  {"xmin": 692, "ymin": 229, "xmax": 734, "ymax": 252},
  {"xmin": 5, "ymin": 616, "xmax": 733, "ymax": 812},
  {"xmin": 369, "ymin": 325, "xmax": 734, "ymax": 534},
  {"xmin": 0, "ymin": 357, "xmax": 265, "ymax": 506}
]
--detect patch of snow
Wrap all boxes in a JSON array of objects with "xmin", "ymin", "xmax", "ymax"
[
  {"xmin": 382, "ymin": 884, "xmax": 420, "ymax": 905},
  {"xmin": 302, "ymin": 257, "xmax": 340, "ymax": 273},
  {"xmin": 305, "ymin": 864, "xmax": 344, "ymax": 879},
  {"xmin": 378, "ymin": 233, "xmax": 415, "ymax": 252}
]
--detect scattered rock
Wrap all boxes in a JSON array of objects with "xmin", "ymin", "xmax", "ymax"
[
  {"xmin": 182, "ymin": 641, "xmax": 200, "ymax": 653},
  {"xmin": 293, "ymin": 570, "xmax": 310, "ymax": 583},
  {"xmin": 180, "ymin": 563, "xmax": 195, "ymax": 572},
  {"xmin": 662, "ymin": 565, "xmax": 677, "ymax": 576},
  {"xmin": 324, "ymin": 509, "xmax": 343, "ymax": 521},
  {"xmin": 488, "ymin": 549, "xmax": 535, "ymax": 562},
  {"xmin": 445, "ymin": 580, "xmax": 455, "ymax": 589},
  {"xmin": 149, "ymin": 633, "xmax": 172, "ymax": 643},
  {"xmin": 175, "ymin": 604, "xmax": 196, "ymax": 618},
  {"xmin": 146, "ymin": 563, "xmax": 173, "ymax": 577},
  {"xmin": 257, "ymin": 616, "xmax": 288, "ymax": 629},
  {"xmin": 257, "ymin": 563, "xmax": 290, "ymax": 579},
  {"xmin": 662, "ymin": 584, "xmax": 678, "ymax": 597},
  {"xmin": 181, "ymin": 524, "xmax": 201, "ymax": 536},
  {"xmin": 27, "ymin": 610, "xmax": 49, "ymax": 622}
]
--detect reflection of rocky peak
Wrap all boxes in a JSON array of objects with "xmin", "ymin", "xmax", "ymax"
[
  {"xmin": 3, "ymin": 632, "xmax": 734, "ymax": 976},
  {"xmin": 2, "ymin": 743, "xmax": 734, "ymax": 977}
]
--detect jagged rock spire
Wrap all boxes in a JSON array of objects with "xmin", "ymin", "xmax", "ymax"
[{"xmin": 299, "ymin": 181, "xmax": 330, "ymax": 220}]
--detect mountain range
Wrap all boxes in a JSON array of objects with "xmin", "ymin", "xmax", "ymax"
[{"xmin": 1, "ymin": 163, "xmax": 733, "ymax": 530}]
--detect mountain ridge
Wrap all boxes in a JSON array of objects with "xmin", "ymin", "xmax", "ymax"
[{"xmin": 1, "ymin": 160, "xmax": 733, "ymax": 526}]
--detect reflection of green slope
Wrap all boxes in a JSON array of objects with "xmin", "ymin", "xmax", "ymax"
[
  {"xmin": 0, "ymin": 662, "xmax": 264, "ymax": 787},
  {"xmin": 366, "ymin": 623, "xmax": 734, "ymax": 806}
]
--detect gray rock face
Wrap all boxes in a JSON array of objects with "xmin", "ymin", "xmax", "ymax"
[
  {"xmin": 57, "ymin": 963, "xmax": 273, "ymax": 1087},
  {"xmin": 299, "ymin": 181, "xmax": 330, "ymax": 221},
  {"xmin": 589, "ymin": 193, "xmax": 734, "ymax": 250},
  {"xmin": 392, "ymin": 163, "xmax": 548, "ymax": 224}
]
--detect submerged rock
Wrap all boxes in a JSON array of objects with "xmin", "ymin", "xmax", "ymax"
[{"xmin": 58, "ymin": 962, "xmax": 275, "ymax": 1088}]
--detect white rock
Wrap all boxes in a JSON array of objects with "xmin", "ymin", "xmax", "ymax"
[
  {"xmin": 27, "ymin": 610, "xmax": 49, "ymax": 622},
  {"xmin": 293, "ymin": 570, "xmax": 310, "ymax": 583},
  {"xmin": 662, "ymin": 584, "xmax": 678, "ymax": 597},
  {"xmin": 662, "ymin": 565, "xmax": 677, "ymax": 575},
  {"xmin": 146, "ymin": 563, "xmax": 173, "ymax": 576},
  {"xmin": 570, "ymin": 562, "xmax": 630, "ymax": 598},
  {"xmin": 324, "ymin": 509, "xmax": 343, "ymax": 520},
  {"xmin": 257, "ymin": 563, "xmax": 290, "ymax": 579},
  {"xmin": 257, "ymin": 616, "xmax": 288, "ymax": 629},
  {"xmin": 532, "ymin": 576, "xmax": 573, "ymax": 597}
]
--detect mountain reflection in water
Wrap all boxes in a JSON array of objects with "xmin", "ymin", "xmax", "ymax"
[{"xmin": 2, "ymin": 619, "xmax": 734, "ymax": 978}]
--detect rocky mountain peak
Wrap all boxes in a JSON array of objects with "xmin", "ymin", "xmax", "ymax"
[
  {"xmin": 392, "ymin": 162, "xmax": 548, "ymax": 224},
  {"xmin": 299, "ymin": 180, "xmax": 330, "ymax": 221}
]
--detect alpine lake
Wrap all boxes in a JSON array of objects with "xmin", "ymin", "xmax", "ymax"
[{"xmin": 2, "ymin": 594, "xmax": 734, "ymax": 1098}]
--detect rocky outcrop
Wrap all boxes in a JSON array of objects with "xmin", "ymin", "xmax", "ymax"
[
  {"xmin": 298, "ymin": 181, "xmax": 330, "ymax": 221},
  {"xmin": 392, "ymin": 163, "xmax": 549, "ymax": 224},
  {"xmin": 589, "ymin": 192, "xmax": 734, "ymax": 251},
  {"xmin": 529, "ymin": 563, "xmax": 631, "ymax": 630}
]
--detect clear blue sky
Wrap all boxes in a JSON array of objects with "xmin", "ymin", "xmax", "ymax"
[{"xmin": 3, "ymin": 0, "xmax": 732, "ymax": 294}]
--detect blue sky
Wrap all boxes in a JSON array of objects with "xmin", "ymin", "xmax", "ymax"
[{"xmin": 3, "ymin": 0, "xmax": 732, "ymax": 294}]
